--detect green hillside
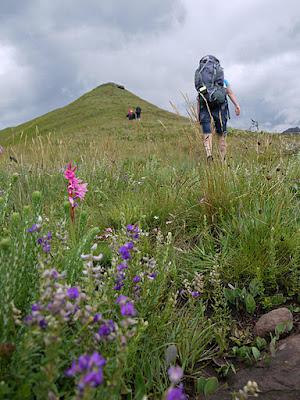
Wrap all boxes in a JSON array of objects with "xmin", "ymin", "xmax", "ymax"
[{"xmin": 0, "ymin": 83, "xmax": 189, "ymax": 145}]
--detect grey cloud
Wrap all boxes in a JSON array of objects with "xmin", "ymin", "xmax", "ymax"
[
  {"xmin": 0, "ymin": 0, "xmax": 299, "ymax": 132},
  {"xmin": 0, "ymin": 0, "xmax": 186, "ymax": 128}
]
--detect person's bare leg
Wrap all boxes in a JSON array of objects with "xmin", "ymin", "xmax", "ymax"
[
  {"xmin": 218, "ymin": 134, "xmax": 227, "ymax": 162},
  {"xmin": 203, "ymin": 134, "xmax": 213, "ymax": 159}
]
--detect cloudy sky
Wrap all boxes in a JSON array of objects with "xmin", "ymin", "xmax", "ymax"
[{"xmin": 0, "ymin": 0, "xmax": 299, "ymax": 132}]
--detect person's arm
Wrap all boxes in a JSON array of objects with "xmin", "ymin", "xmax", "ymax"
[{"xmin": 226, "ymin": 87, "xmax": 240, "ymax": 116}]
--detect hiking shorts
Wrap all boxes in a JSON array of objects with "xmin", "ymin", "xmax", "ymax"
[{"xmin": 199, "ymin": 101, "xmax": 228, "ymax": 135}]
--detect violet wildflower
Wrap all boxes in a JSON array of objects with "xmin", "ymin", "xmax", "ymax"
[
  {"xmin": 120, "ymin": 301, "xmax": 137, "ymax": 317},
  {"xmin": 191, "ymin": 291, "xmax": 201, "ymax": 298},
  {"xmin": 133, "ymin": 275, "xmax": 141, "ymax": 283},
  {"xmin": 166, "ymin": 386, "xmax": 186, "ymax": 400},
  {"xmin": 94, "ymin": 319, "xmax": 116, "ymax": 342},
  {"xmin": 117, "ymin": 263, "xmax": 128, "ymax": 272},
  {"xmin": 118, "ymin": 245, "xmax": 131, "ymax": 260},
  {"xmin": 98, "ymin": 320, "xmax": 115, "ymax": 338},
  {"xmin": 39, "ymin": 319, "xmax": 48, "ymax": 329},
  {"xmin": 81, "ymin": 370, "xmax": 104, "ymax": 388},
  {"xmin": 37, "ymin": 233, "xmax": 52, "ymax": 254},
  {"xmin": 93, "ymin": 313, "xmax": 102, "ymax": 323},
  {"xmin": 31, "ymin": 303, "xmax": 42, "ymax": 312},
  {"xmin": 66, "ymin": 352, "xmax": 106, "ymax": 393},
  {"xmin": 113, "ymin": 273, "xmax": 126, "ymax": 291},
  {"xmin": 67, "ymin": 287, "xmax": 80, "ymax": 299},
  {"xmin": 26, "ymin": 268, "xmax": 87, "ymax": 329},
  {"xmin": 126, "ymin": 242, "xmax": 134, "ymax": 250},
  {"xmin": 113, "ymin": 282, "xmax": 124, "ymax": 291},
  {"xmin": 27, "ymin": 223, "xmax": 41, "ymax": 233},
  {"xmin": 78, "ymin": 354, "xmax": 90, "ymax": 371},
  {"xmin": 168, "ymin": 366, "xmax": 183, "ymax": 384},
  {"xmin": 116, "ymin": 294, "xmax": 137, "ymax": 317},
  {"xmin": 148, "ymin": 272, "xmax": 158, "ymax": 280},
  {"xmin": 126, "ymin": 224, "xmax": 140, "ymax": 240},
  {"xmin": 43, "ymin": 243, "xmax": 51, "ymax": 253}
]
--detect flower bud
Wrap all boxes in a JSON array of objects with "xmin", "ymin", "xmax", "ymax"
[
  {"xmin": 23, "ymin": 205, "xmax": 31, "ymax": 217},
  {"xmin": 11, "ymin": 212, "xmax": 21, "ymax": 224},
  {"xmin": 32, "ymin": 191, "xmax": 42, "ymax": 205},
  {"xmin": 0, "ymin": 237, "xmax": 11, "ymax": 251}
]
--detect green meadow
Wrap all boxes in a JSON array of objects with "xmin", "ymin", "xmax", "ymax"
[{"xmin": 0, "ymin": 83, "xmax": 299, "ymax": 399}]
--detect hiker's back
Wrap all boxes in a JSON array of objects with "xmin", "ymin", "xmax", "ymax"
[
  {"xmin": 195, "ymin": 55, "xmax": 226, "ymax": 107},
  {"xmin": 195, "ymin": 55, "xmax": 224, "ymax": 90}
]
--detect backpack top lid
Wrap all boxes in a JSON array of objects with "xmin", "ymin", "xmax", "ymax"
[
  {"xmin": 195, "ymin": 55, "xmax": 224, "ymax": 91},
  {"xmin": 199, "ymin": 55, "xmax": 220, "ymax": 65}
]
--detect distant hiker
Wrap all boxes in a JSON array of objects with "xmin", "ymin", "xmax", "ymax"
[
  {"xmin": 135, "ymin": 106, "xmax": 142, "ymax": 120},
  {"xmin": 195, "ymin": 55, "xmax": 240, "ymax": 162},
  {"xmin": 126, "ymin": 108, "xmax": 135, "ymax": 120}
]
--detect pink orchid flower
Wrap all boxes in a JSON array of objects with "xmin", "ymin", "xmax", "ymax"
[{"xmin": 64, "ymin": 162, "xmax": 88, "ymax": 222}]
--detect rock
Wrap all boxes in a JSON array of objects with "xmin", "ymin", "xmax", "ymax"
[
  {"xmin": 208, "ymin": 334, "xmax": 300, "ymax": 400},
  {"xmin": 254, "ymin": 307, "xmax": 293, "ymax": 337}
]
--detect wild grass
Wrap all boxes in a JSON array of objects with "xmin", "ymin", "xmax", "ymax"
[{"xmin": 0, "ymin": 94, "xmax": 300, "ymax": 398}]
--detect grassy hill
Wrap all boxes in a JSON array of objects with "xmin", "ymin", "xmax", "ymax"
[
  {"xmin": 0, "ymin": 82, "xmax": 189, "ymax": 146},
  {"xmin": 0, "ymin": 82, "xmax": 198, "ymax": 167}
]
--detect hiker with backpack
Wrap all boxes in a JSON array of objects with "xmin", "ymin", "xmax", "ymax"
[
  {"xmin": 195, "ymin": 55, "xmax": 240, "ymax": 162},
  {"xmin": 135, "ymin": 106, "xmax": 142, "ymax": 120}
]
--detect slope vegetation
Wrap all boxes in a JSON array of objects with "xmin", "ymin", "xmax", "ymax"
[{"xmin": 0, "ymin": 83, "xmax": 189, "ymax": 145}]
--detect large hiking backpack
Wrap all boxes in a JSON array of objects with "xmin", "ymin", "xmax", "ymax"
[{"xmin": 195, "ymin": 55, "xmax": 227, "ymax": 107}]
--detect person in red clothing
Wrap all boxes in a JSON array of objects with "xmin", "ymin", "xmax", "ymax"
[{"xmin": 126, "ymin": 108, "xmax": 135, "ymax": 120}]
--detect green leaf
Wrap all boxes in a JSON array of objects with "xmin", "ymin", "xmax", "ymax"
[
  {"xmin": 245, "ymin": 293, "xmax": 256, "ymax": 314},
  {"xmin": 255, "ymin": 337, "xmax": 267, "ymax": 350},
  {"xmin": 275, "ymin": 322, "xmax": 286, "ymax": 337},
  {"xmin": 286, "ymin": 320, "xmax": 293, "ymax": 332},
  {"xmin": 251, "ymin": 346, "xmax": 260, "ymax": 361},
  {"xmin": 204, "ymin": 377, "xmax": 219, "ymax": 396},
  {"xmin": 238, "ymin": 346, "xmax": 251, "ymax": 359},
  {"xmin": 196, "ymin": 377, "xmax": 207, "ymax": 394},
  {"xmin": 249, "ymin": 278, "xmax": 264, "ymax": 297},
  {"xmin": 270, "ymin": 336, "xmax": 277, "ymax": 357},
  {"xmin": 275, "ymin": 320, "xmax": 293, "ymax": 338},
  {"xmin": 224, "ymin": 288, "xmax": 236, "ymax": 304}
]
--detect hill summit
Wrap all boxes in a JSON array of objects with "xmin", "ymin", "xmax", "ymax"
[
  {"xmin": 0, "ymin": 83, "xmax": 186, "ymax": 144},
  {"xmin": 282, "ymin": 126, "xmax": 300, "ymax": 134}
]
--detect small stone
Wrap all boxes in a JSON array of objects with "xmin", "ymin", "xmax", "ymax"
[{"xmin": 254, "ymin": 307, "xmax": 293, "ymax": 337}]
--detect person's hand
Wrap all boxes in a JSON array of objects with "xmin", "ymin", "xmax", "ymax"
[{"xmin": 235, "ymin": 105, "xmax": 241, "ymax": 116}]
